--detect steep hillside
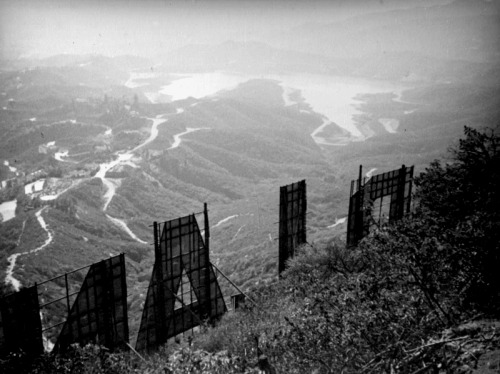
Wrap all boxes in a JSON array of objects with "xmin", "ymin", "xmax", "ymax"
[
  {"xmin": 3, "ymin": 126, "xmax": 498, "ymax": 374},
  {"xmin": 2, "ymin": 67, "xmax": 498, "ymax": 297},
  {"xmin": 0, "ymin": 75, "xmax": 340, "ymax": 344},
  {"xmin": 1, "ymin": 42, "xmax": 499, "ymax": 350}
]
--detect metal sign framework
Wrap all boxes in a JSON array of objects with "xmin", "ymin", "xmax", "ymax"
[
  {"xmin": 347, "ymin": 165, "xmax": 414, "ymax": 246},
  {"xmin": 54, "ymin": 254, "xmax": 129, "ymax": 353},
  {"xmin": 0, "ymin": 285, "xmax": 44, "ymax": 357},
  {"xmin": 0, "ymin": 254, "xmax": 128, "ymax": 358},
  {"xmin": 0, "ymin": 166, "xmax": 416, "ymax": 357},
  {"xmin": 279, "ymin": 180, "xmax": 307, "ymax": 274},
  {"xmin": 0, "ymin": 206, "xmax": 245, "ymax": 357},
  {"xmin": 135, "ymin": 205, "xmax": 227, "ymax": 352}
]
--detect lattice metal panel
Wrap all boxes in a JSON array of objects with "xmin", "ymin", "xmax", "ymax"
[
  {"xmin": 136, "ymin": 213, "xmax": 227, "ymax": 352},
  {"xmin": 347, "ymin": 165, "xmax": 414, "ymax": 246},
  {"xmin": 279, "ymin": 180, "xmax": 307, "ymax": 274},
  {"xmin": 54, "ymin": 254, "xmax": 129, "ymax": 352},
  {"xmin": 0, "ymin": 285, "xmax": 43, "ymax": 357}
]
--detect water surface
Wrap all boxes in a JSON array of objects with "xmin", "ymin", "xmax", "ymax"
[{"xmin": 156, "ymin": 72, "xmax": 408, "ymax": 139}]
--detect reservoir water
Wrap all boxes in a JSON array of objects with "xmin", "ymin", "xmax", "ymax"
[{"xmin": 153, "ymin": 72, "xmax": 408, "ymax": 140}]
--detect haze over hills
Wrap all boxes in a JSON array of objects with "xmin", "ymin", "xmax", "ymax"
[
  {"xmin": 268, "ymin": 0, "xmax": 500, "ymax": 61},
  {"xmin": 0, "ymin": 0, "xmax": 499, "ymax": 346}
]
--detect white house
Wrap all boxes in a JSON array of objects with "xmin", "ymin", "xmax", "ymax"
[{"xmin": 24, "ymin": 179, "xmax": 46, "ymax": 195}]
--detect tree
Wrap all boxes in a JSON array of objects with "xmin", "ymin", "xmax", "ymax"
[
  {"xmin": 411, "ymin": 126, "xmax": 500, "ymax": 313},
  {"xmin": 416, "ymin": 126, "xmax": 499, "ymax": 224}
]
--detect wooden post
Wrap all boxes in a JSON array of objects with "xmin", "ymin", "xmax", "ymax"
[
  {"xmin": 397, "ymin": 165, "xmax": 407, "ymax": 219},
  {"xmin": 300, "ymin": 180, "xmax": 307, "ymax": 245},
  {"xmin": 358, "ymin": 164, "xmax": 363, "ymax": 192},
  {"xmin": 64, "ymin": 273, "xmax": 72, "ymax": 340},
  {"xmin": 406, "ymin": 166, "xmax": 414, "ymax": 214},
  {"xmin": 355, "ymin": 165, "xmax": 364, "ymax": 244},
  {"xmin": 153, "ymin": 222, "xmax": 167, "ymax": 343},
  {"xmin": 119, "ymin": 253, "xmax": 130, "ymax": 346},
  {"xmin": 100, "ymin": 259, "xmax": 113, "ymax": 348},
  {"xmin": 278, "ymin": 185, "xmax": 288, "ymax": 275},
  {"xmin": 204, "ymin": 203, "xmax": 210, "ymax": 253},
  {"xmin": 203, "ymin": 203, "xmax": 212, "ymax": 320}
]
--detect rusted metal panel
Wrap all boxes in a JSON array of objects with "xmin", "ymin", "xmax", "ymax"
[
  {"xmin": 279, "ymin": 180, "xmax": 307, "ymax": 274},
  {"xmin": 0, "ymin": 285, "xmax": 43, "ymax": 357},
  {"xmin": 136, "ymin": 210, "xmax": 226, "ymax": 352},
  {"xmin": 54, "ymin": 254, "xmax": 129, "ymax": 353},
  {"xmin": 347, "ymin": 165, "xmax": 414, "ymax": 246}
]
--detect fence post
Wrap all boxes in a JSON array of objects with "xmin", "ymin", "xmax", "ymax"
[
  {"xmin": 120, "ymin": 253, "xmax": 130, "ymax": 346},
  {"xmin": 406, "ymin": 166, "xmax": 414, "ymax": 214},
  {"xmin": 64, "ymin": 273, "xmax": 72, "ymax": 340},
  {"xmin": 397, "ymin": 164, "xmax": 407, "ymax": 219},
  {"xmin": 204, "ymin": 203, "xmax": 210, "ymax": 252},
  {"xmin": 203, "ymin": 203, "xmax": 212, "ymax": 320},
  {"xmin": 153, "ymin": 222, "xmax": 167, "ymax": 342},
  {"xmin": 355, "ymin": 165, "xmax": 364, "ymax": 244},
  {"xmin": 100, "ymin": 259, "xmax": 113, "ymax": 348},
  {"xmin": 278, "ymin": 185, "xmax": 288, "ymax": 275},
  {"xmin": 300, "ymin": 180, "xmax": 307, "ymax": 245}
]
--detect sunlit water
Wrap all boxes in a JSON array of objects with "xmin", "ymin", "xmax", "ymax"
[
  {"xmin": 151, "ymin": 72, "xmax": 408, "ymax": 140},
  {"xmin": 269, "ymin": 74, "xmax": 405, "ymax": 139},
  {"xmin": 159, "ymin": 72, "xmax": 250, "ymax": 100}
]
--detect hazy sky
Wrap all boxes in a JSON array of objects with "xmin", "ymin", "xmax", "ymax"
[{"xmin": 1, "ymin": 0, "xmax": 455, "ymax": 60}]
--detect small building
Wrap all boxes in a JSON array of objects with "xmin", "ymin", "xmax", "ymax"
[
  {"xmin": 24, "ymin": 179, "xmax": 45, "ymax": 195},
  {"xmin": 1, "ymin": 178, "xmax": 16, "ymax": 189}
]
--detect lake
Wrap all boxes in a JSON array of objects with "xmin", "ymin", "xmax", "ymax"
[{"xmin": 153, "ymin": 72, "xmax": 408, "ymax": 140}]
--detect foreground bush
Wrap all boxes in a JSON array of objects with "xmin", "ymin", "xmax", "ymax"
[
  {"xmin": 414, "ymin": 126, "xmax": 500, "ymax": 313},
  {"xmin": 2, "ymin": 343, "xmax": 257, "ymax": 374},
  {"xmin": 191, "ymin": 126, "xmax": 500, "ymax": 373}
]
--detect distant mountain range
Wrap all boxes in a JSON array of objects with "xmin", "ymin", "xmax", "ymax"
[
  {"xmin": 149, "ymin": 0, "xmax": 500, "ymax": 82},
  {"xmin": 4, "ymin": 0, "xmax": 498, "ymax": 84},
  {"xmin": 266, "ymin": 0, "xmax": 500, "ymax": 62}
]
